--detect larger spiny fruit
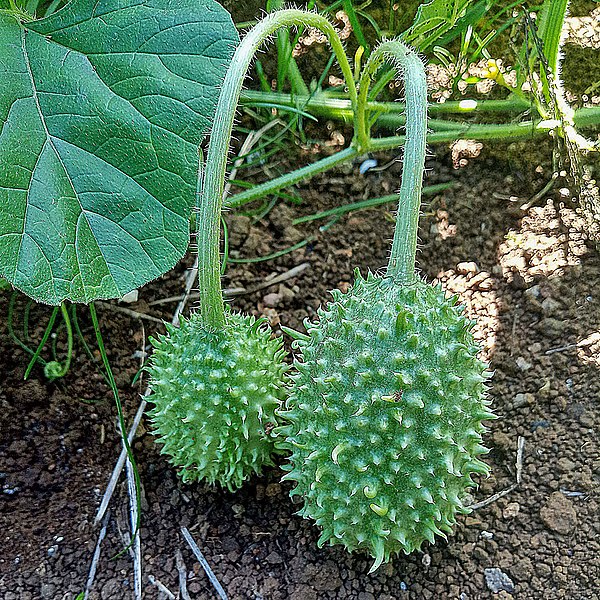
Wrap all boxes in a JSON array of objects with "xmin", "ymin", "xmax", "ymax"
[
  {"xmin": 148, "ymin": 311, "xmax": 287, "ymax": 491},
  {"xmin": 277, "ymin": 272, "xmax": 494, "ymax": 571}
]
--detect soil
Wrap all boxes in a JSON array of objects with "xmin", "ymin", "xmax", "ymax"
[
  {"xmin": 2, "ymin": 137, "xmax": 599, "ymax": 599},
  {"xmin": 2, "ymin": 3, "xmax": 600, "ymax": 600}
]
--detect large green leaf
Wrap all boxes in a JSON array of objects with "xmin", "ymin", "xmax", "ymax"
[{"xmin": 0, "ymin": 0, "xmax": 237, "ymax": 304}]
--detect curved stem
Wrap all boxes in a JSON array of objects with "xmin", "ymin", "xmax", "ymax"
[
  {"xmin": 360, "ymin": 41, "xmax": 427, "ymax": 283},
  {"xmin": 198, "ymin": 9, "xmax": 358, "ymax": 330},
  {"xmin": 44, "ymin": 302, "xmax": 73, "ymax": 380},
  {"xmin": 24, "ymin": 306, "xmax": 60, "ymax": 380}
]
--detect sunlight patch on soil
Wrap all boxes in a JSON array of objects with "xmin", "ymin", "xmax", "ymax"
[
  {"xmin": 497, "ymin": 200, "xmax": 589, "ymax": 282},
  {"xmin": 565, "ymin": 8, "xmax": 600, "ymax": 50},
  {"xmin": 434, "ymin": 269, "xmax": 500, "ymax": 363}
]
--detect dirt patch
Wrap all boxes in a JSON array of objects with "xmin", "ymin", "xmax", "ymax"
[{"xmin": 1, "ymin": 140, "xmax": 599, "ymax": 599}]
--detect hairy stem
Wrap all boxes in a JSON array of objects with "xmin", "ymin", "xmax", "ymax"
[
  {"xmin": 358, "ymin": 41, "xmax": 427, "ymax": 282},
  {"xmin": 198, "ymin": 9, "xmax": 358, "ymax": 329}
]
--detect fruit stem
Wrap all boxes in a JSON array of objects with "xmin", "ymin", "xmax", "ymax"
[
  {"xmin": 358, "ymin": 41, "xmax": 427, "ymax": 283},
  {"xmin": 198, "ymin": 9, "xmax": 359, "ymax": 330}
]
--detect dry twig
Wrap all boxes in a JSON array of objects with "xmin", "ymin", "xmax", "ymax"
[
  {"xmin": 83, "ymin": 510, "xmax": 110, "ymax": 600},
  {"xmin": 181, "ymin": 527, "xmax": 228, "ymax": 600},
  {"xmin": 469, "ymin": 436, "xmax": 525, "ymax": 511},
  {"xmin": 148, "ymin": 575, "xmax": 176, "ymax": 599},
  {"xmin": 176, "ymin": 549, "xmax": 192, "ymax": 600},
  {"xmin": 95, "ymin": 301, "xmax": 163, "ymax": 324}
]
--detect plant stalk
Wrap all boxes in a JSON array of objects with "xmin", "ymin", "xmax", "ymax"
[
  {"xmin": 198, "ymin": 9, "xmax": 359, "ymax": 329},
  {"xmin": 225, "ymin": 106, "xmax": 600, "ymax": 210},
  {"xmin": 358, "ymin": 42, "xmax": 427, "ymax": 282}
]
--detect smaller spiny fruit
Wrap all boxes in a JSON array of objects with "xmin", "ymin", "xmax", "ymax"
[
  {"xmin": 148, "ymin": 311, "xmax": 288, "ymax": 491},
  {"xmin": 277, "ymin": 271, "xmax": 495, "ymax": 571}
]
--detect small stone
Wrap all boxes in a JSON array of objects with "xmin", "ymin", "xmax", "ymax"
[
  {"xmin": 511, "ymin": 557, "xmax": 533, "ymax": 582},
  {"xmin": 289, "ymin": 584, "xmax": 317, "ymax": 600},
  {"xmin": 557, "ymin": 458, "xmax": 576, "ymax": 473},
  {"xmin": 188, "ymin": 581, "xmax": 202, "ymax": 594},
  {"xmin": 484, "ymin": 568, "xmax": 515, "ymax": 594},
  {"xmin": 120, "ymin": 289, "xmax": 139, "ymax": 303},
  {"xmin": 503, "ymin": 502, "xmax": 520, "ymax": 519},
  {"xmin": 540, "ymin": 492, "xmax": 577, "ymax": 534},
  {"xmin": 541, "ymin": 297, "xmax": 561, "ymax": 315},
  {"xmin": 470, "ymin": 272, "xmax": 493, "ymax": 290},
  {"xmin": 263, "ymin": 293, "xmax": 282, "ymax": 308},
  {"xmin": 524, "ymin": 285, "xmax": 542, "ymax": 309},
  {"xmin": 261, "ymin": 307, "xmax": 280, "ymax": 327},
  {"xmin": 265, "ymin": 483, "xmax": 282, "ymax": 497},
  {"xmin": 40, "ymin": 583, "xmax": 56, "ymax": 599},
  {"xmin": 492, "ymin": 431, "xmax": 512, "ymax": 451},
  {"xmin": 512, "ymin": 393, "xmax": 534, "ymax": 409},
  {"xmin": 537, "ymin": 317, "xmax": 567, "ymax": 337},
  {"xmin": 266, "ymin": 550, "xmax": 284, "ymax": 564},
  {"xmin": 579, "ymin": 411, "xmax": 595, "ymax": 428},
  {"xmin": 228, "ymin": 215, "xmax": 251, "ymax": 248},
  {"xmin": 457, "ymin": 261, "xmax": 480, "ymax": 275},
  {"xmin": 515, "ymin": 357, "xmax": 532, "ymax": 371},
  {"xmin": 278, "ymin": 284, "xmax": 295, "ymax": 303}
]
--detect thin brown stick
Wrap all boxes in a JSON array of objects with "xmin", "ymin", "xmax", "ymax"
[
  {"xmin": 95, "ymin": 301, "xmax": 163, "ymax": 324},
  {"xmin": 181, "ymin": 527, "xmax": 228, "ymax": 600},
  {"xmin": 176, "ymin": 549, "xmax": 192, "ymax": 600},
  {"xmin": 148, "ymin": 575, "xmax": 176, "ymax": 599},
  {"xmin": 83, "ymin": 509, "xmax": 110, "ymax": 600},
  {"xmin": 469, "ymin": 436, "xmax": 525, "ymax": 511},
  {"xmin": 148, "ymin": 262, "xmax": 310, "ymax": 306}
]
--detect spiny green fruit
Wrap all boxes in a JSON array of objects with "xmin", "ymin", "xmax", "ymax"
[
  {"xmin": 277, "ymin": 271, "xmax": 494, "ymax": 571},
  {"xmin": 148, "ymin": 311, "xmax": 288, "ymax": 491}
]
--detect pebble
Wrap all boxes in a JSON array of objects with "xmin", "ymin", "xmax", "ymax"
[
  {"xmin": 503, "ymin": 502, "xmax": 520, "ymax": 519},
  {"xmin": 456, "ymin": 261, "xmax": 480, "ymax": 275},
  {"xmin": 484, "ymin": 567, "xmax": 515, "ymax": 594},
  {"xmin": 515, "ymin": 357, "xmax": 532, "ymax": 371},
  {"xmin": 537, "ymin": 317, "xmax": 567, "ymax": 337},
  {"xmin": 470, "ymin": 271, "xmax": 493, "ymax": 290},
  {"xmin": 265, "ymin": 483, "xmax": 282, "ymax": 497},
  {"xmin": 540, "ymin": 491, "xmax": 577, "ymax": 534},
  {"xmin": 579, "ymin": 410, "xmax": 595, "ymax": 428},
  {"xmin": 511, "ymin": 393, "xmax": 535, "ymax": 409},
  {"xmin": 263, "ymin": 292, "xmax": 282, "ymax": 308},
  {"xmin": 278, "ymin": 284, "xmax": 295, "ymax": 303},
  {"xmin": 492, "ymin": 430, "xmax": 512, "ymax": 451},
  {"xmin": 541, "ymin": 297, "xmax": 561, "ymax": 315},
  {"xmin": 524, "ymin": 285, "xmax": 542, "ymax": 308}
]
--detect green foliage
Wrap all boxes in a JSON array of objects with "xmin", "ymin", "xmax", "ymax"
[
  {"xmin": 0, "ymin": 0, "xmax": 237, "ymax": 305},
  {"xmin": 402, "ymin": 0, "xmax": 474, "ymax": 51},
  {"xmin": 147, "ymin": 311, "xmax": 288, "ymax": 491},
  {"xmin": 278, "ymin": 272, "xmax": 494, "ymax": 570}
]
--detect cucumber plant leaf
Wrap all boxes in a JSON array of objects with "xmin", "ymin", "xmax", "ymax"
[{"xmin": 0, "ymin": 0, "xmax": 237, "ymax": 304}]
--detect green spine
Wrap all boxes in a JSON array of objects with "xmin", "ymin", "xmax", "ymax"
[
  {"xmin": 148, "ymin": 311, "xmax": 288, "ymax": 491},
  {"xmin": 277, "ymin": 272, "xmax": 494, "ymax": 571}
]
